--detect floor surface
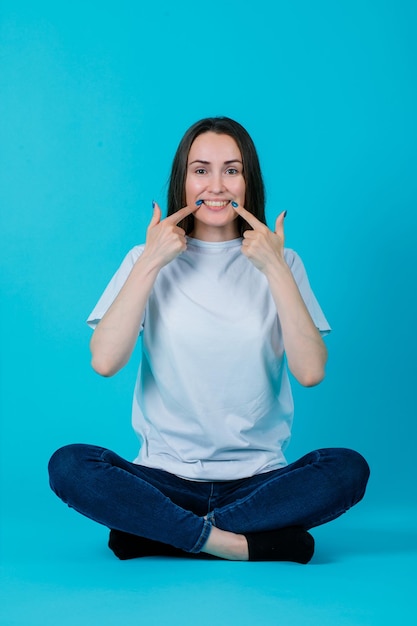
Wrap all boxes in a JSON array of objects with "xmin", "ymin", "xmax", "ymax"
[{"xmin": 1, "ymin": 502, "xmax": 416, "ymax": 625}]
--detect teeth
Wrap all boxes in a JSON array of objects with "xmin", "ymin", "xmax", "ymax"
[{"xmin": 204, "ymin": 201, "xmax": 229, "ymax": 207}]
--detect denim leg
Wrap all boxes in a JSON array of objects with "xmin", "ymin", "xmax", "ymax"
[
  {"xmin": 207, "ymin": 448, "xmax": 370, "ymax": 533},
  {"xmin": 48, "ymin": 444, "xmax": 212, "ymax": 553}
]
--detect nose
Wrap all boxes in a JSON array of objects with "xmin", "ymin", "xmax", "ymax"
[{"xmin": 208, "ymin": 172, "xmax": 226, "ymax": 194}]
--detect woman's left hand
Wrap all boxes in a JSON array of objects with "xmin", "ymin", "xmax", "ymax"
[
  {"xmin": 232, "ymin": 203, "xmax": 286, "ymax": 274},
  {"xmin": 233, "ymin": 203, "xmax": 327, "ymax": 387}
]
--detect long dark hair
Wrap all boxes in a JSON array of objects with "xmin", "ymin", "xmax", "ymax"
[{"xmin": 167, "ymin": 117, "xmax": 266, "ymax": 235}]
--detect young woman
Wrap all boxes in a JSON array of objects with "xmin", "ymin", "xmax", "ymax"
[{"xmin": 48, "ymin": 117, "xmax": 369, "ymax": 563}]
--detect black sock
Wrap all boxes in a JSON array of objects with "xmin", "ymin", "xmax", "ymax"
[
  {"xmin": 245, "ymin": 527, "xmax": 315, "ymax": 563},
  {"xmin": 108, "ymin": 529, "xmax": 185, "ymax": 560}
]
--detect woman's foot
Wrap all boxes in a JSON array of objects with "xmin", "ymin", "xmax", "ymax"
[
  {"xmin": 108, "ymin": 529, "xmax": 184, "ymax": 560},
  {"xmin": 202, "ymin": 526, "xmax": 249, "ymax": 560},
  {"xmin": 245, "ymin": 527, "xmax": 315, "ymax": 563},
  {"xmin": 109, "ymin": 526, "xmax": 314, "ymax": 563},
  {"xmin": 202, "ymin": 526, "xmax": 314, "ymax": 563}
]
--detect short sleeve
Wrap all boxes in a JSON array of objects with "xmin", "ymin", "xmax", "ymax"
[
  {"xmin": 284, "ymin": 249, "xmax": 331, "ymax": 336},
  {"xmin": 86, "ymin": 245, "xmax": 145, "ymax": 330}
]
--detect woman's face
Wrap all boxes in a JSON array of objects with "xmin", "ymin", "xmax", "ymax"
[{"xmin": 185, "ymin": 132, "xmax": 246, "ymax": 241}]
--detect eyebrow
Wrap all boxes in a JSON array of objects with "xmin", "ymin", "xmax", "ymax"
[{"xmin": 188, "ymin": 159, "xmax": 243, "ymax": 166}]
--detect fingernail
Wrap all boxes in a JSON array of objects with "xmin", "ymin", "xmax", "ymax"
[
  {"xmin": 284, "ymin": 210, "xmax": 287, "ymax": 218},
  {"xmin": 152, "ymin": 200, "xmax": 156, "ymax": 208},
  {"xmin": 195, "ymin": 200, "xmax": 203, "ymax": 206},
  {"xmin": 231, "ymin": 201, "xmax": 238, "ymax": 208}
]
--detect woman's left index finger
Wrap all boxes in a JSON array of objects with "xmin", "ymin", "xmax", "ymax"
[{"xmin": 231, "ymin": 202, "xmax": 264, "ymax": 230}]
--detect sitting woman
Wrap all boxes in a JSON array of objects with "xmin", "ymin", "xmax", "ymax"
[{"xmin": 48, "ymin": 116, "xmax": 369, "ymax": 563}]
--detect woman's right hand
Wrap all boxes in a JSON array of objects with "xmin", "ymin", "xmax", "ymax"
[
  {"xmin": 141, "ymin": 201, "xmax": 197, "ymax": 270},
  {"xmin": 90, "ymin": 202, "xmax": 197, "ymax": 377}
]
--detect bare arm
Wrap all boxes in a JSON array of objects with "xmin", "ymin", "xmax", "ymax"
[
  {"xmin": 262, "ymin": 256, "xmax": 327, "ymax": 387},
  {"xmin": 90, "ymin": 202, "xmax": 197, "ymax": 377},
  {"xmin": 233, "ymin": 203, "xmax": 327, "ymax": 387}
]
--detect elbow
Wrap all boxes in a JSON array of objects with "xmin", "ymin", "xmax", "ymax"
[
  {"xmin": 292, "ymin": 360, "xmax": 327, "ymax": 387},
  {"xmin": 297, "ymin": 344, "xmax": 328, "ymax": 387},
  {"xmin": 90, "ymin": 354, "xmax": 118, "ymax": 378},
  {"xmin": 90, "ymin": 333, "xmax": 123, "ymax": 377},
  {"xmin": 298, "ymin": 369, "xmax": 326, "ymax": 387}
]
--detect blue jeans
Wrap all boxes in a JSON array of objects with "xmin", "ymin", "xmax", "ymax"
[{"xmin": 48, "ymin": 445, "xmax": 369, "ymax": 553}]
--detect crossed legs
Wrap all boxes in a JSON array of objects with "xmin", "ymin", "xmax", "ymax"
[{"xmin": 49, "ymin": 445, "xmax": 369, "ymax": 562}]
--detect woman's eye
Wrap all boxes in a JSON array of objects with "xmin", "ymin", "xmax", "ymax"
[
  {"xmin": 226, "ymin": 168, "xmax": 239, "ymax": 175},
  {"xmin": 195, "ymin": 168, "xmax": 206, "ymax": 175}
]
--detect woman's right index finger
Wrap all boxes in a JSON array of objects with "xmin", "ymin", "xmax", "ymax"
[{"xmin": 165, "ymin": 204, "xmax": 198, "ymax": 225}]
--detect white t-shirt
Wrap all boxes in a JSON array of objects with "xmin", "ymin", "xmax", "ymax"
[{"xmin": 87, "ymin": 237, "xmax": 330, "ymax": 481}]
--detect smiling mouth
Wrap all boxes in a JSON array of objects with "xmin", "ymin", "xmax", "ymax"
[{"xmin": 202, "ymin": 200, "xmax": 230, "ymax": 209}]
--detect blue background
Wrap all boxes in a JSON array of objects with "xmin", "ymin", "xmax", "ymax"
[{"xmin": 1, "ymin": 1, "xmax": 416, "ymax": 624}]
